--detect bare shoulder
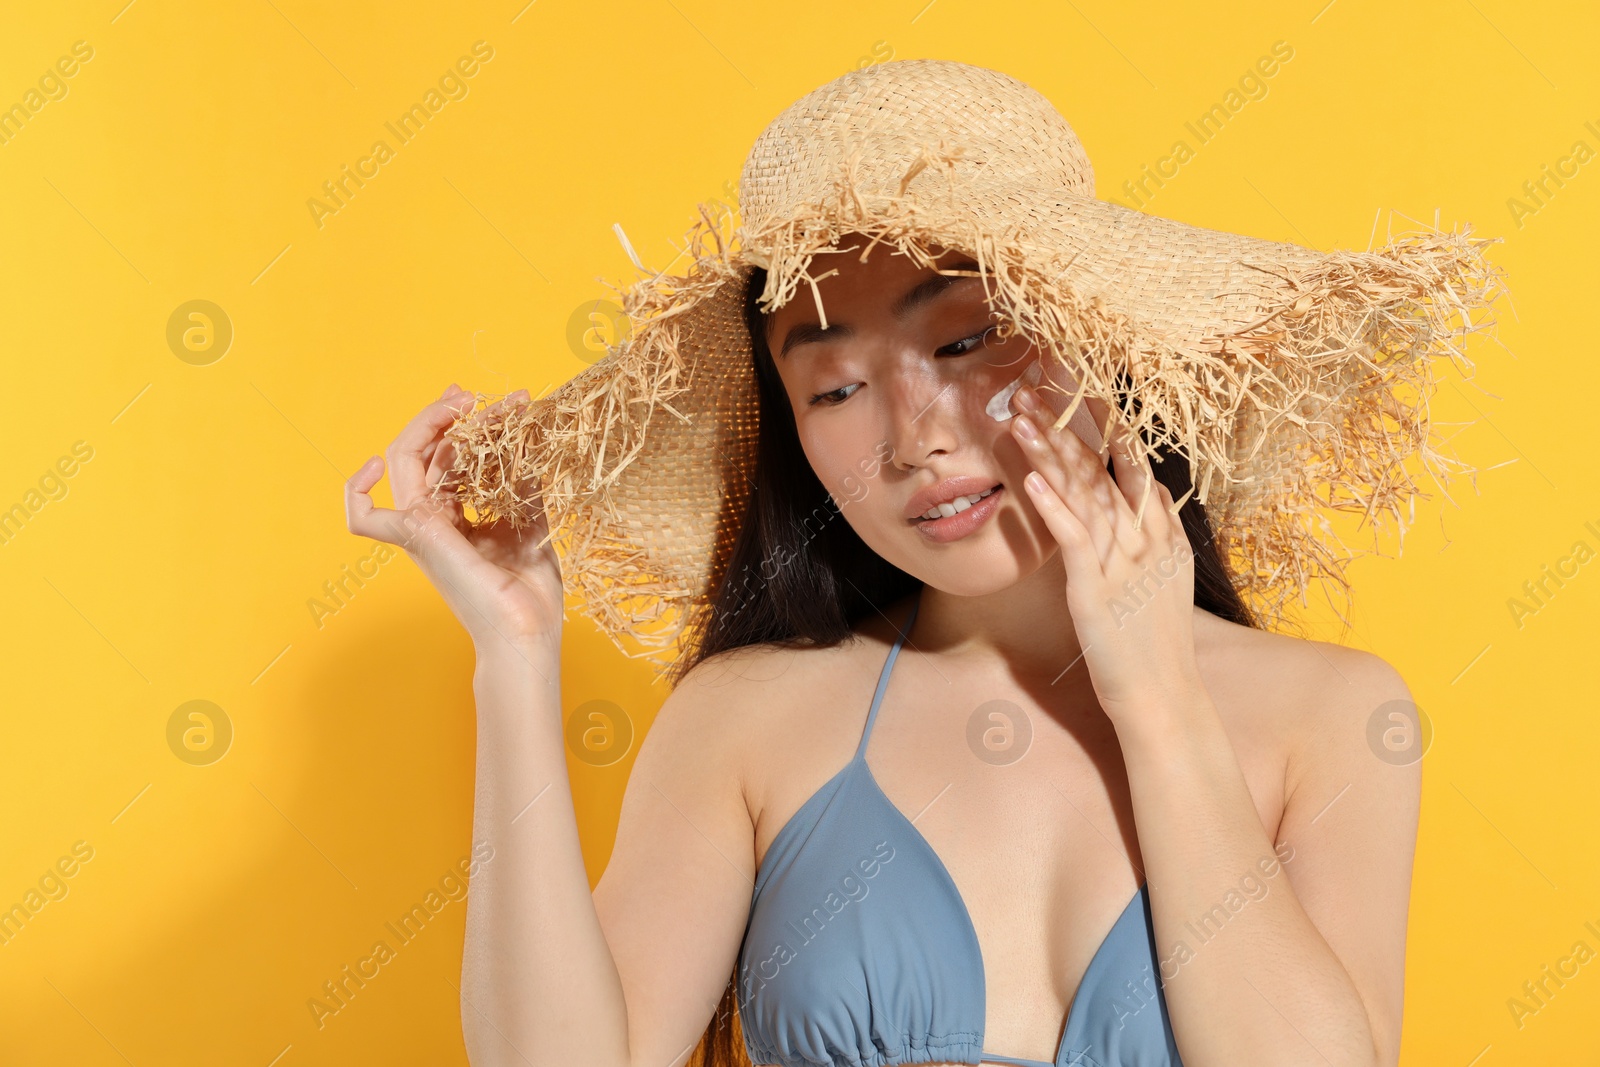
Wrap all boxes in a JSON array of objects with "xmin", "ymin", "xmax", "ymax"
[
  {"xmin": 652, "ymin": 630, "xmax": 872, "ymax": 818},
  {"xmin": 1197, "ymin": 612, "xmax": 1419, "ymax": 804},
  {"xmin": 599, "ymin": 641, "xmax": 817, "ymax": 909},
  {"xmin": 1199, "ymin": 610, "xmax": 1410, "ymax": 715},
  {"xmin": 640, "ymin": 642, "xmax": 792, "ymax": 797},
  {"xmin": 667, "ymin": 611, "xmax": 911, "ymax": 866}
]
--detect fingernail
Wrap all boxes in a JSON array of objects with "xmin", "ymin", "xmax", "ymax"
[{"xmin": 1013, "ymin": 413, "xmax": 1038, "ymax": 440}]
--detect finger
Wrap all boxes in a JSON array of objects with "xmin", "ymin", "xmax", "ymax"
[
  {"xmin": 423, "ymin": 429, "xmax": 458, "ymax": 493},
  {"xmin": 346, "ymin": 455, "xmax": 414, "ymax": 544},
  {"xmin": 1021, "ymin": 470, "xmax": 1101, "ymax": 590},
  {"xmin": 1153, "ymin": 478, "xmax": 1187, "ymax": 556},
  {"xmin": 1089, "ymin": 445, "xmax": 1122, "ymax": 536},
  {"xmin": 451, "ymin": 387, "xmax": 540, "ymax": 496},
  {"xmin": 424, "ymin": 388, "xmax": 474, "ymax": 482},
  {"xmin": 388, "ymin": 387, "xmax": 478, "ymax": 511},
  {"xmin": 421, "ymin": 437, "xmax": 470, "ymax": 535},
  {"xmin": 421, "ymin": 388, "xmax": 463, "ymax": 459},
  {"xmin": 1123, "ymin": 442, "xmax": 1181, "ymax": 561},
  {"xmin": 1011, "ymin": 410, "xmax": 1116, "ymax": 566},
  {"xmin": 456, "ymin": 387, "xmax": 530, "ymax": 440},
  {"xmin": 1154, "ymin": 476, "xmax": 1178, "ymax": 521},
  {"xmin": 1033, "ymin": 355, "xmax": 1117, "ymax": 473},
  {"xmin": 1103, "ymin": 420, "xmax": 1164, "ymax": 537},
  {"xmin": 1011, "ymin": 412, "xmax": 1113, "ymax": 563},
  {"xmin": 1024, "ymin": 383, "xmax": 1122, "ymax": 532},
  {"xmin": 431, "ymin": 387, "xmax": 530, "ymax": 489}
]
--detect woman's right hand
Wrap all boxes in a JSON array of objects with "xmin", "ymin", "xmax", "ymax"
[{"xmin": 344, "ymin": 383, "xmax": 563, "ymax": 653}]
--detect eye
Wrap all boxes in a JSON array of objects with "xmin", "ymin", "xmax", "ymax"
[
  {"xmin": 808, "ymin": 383, "xmax": 859, "ymax": 407},
  {"xmin": 805, "ymin": 326, "xmax": 998, "ymax": 407},
  {"xmin": 938, "ymin": 325, "xmax": 998, "ymax": 356}
]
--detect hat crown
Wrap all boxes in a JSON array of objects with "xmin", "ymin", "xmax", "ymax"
[{"xmin": 737, "ymin": 58, "xmax": 1096, "ymax": 232}]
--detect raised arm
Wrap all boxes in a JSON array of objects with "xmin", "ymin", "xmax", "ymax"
[
  {"xmin": 1004, "ymin": 381, "xmax": 1418, "ymax": 1066},
  {"xmin": 461, "ymin": 641, "xmax": 759, "ymax": 1067},
  {"xmin": 346, "ymin": 384, "xmax": 761, "ymax": 1067}
]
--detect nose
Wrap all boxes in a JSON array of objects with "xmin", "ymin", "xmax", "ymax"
[{"xmin": 885, "ymin": 368, "xmax": 960, "ymax": 471}]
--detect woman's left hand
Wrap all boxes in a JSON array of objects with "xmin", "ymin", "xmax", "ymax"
[{"xmin": 1008, "ymin": 382, "xmax": 1206, "ymax": 725}]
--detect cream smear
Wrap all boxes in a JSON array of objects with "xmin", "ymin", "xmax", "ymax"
[{"xmin": 986, "ymin": 359, "xmax": 1104, "ymax": 452}]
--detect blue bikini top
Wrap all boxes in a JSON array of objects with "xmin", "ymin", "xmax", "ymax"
[{"xmin": 736, "ymin": 586, "xmax": 1185, "ymax": 1067}]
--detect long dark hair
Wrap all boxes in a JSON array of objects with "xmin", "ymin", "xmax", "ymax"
[{"xmin": 683, "ymin": 263, "xmax": 1257, "ymax": 1067}]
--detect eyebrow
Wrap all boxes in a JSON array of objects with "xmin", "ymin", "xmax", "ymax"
[{"xmin": 777, "ymin": 258, "xmax": 982, "ymax": 359}]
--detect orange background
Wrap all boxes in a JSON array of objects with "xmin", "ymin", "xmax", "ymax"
[{"xmin": 0, "ymin": 1, "xmax": 1594, "ymax": 1063}]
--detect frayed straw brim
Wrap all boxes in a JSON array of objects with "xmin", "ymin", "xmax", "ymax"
[{"xmin": 433, "ymin": 59, "xmax": 1510, "ymax": 679}]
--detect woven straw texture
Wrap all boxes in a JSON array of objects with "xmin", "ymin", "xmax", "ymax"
[{"xmin": 435, "ymin": 58, "xmax": 1509, "ymax": 678}]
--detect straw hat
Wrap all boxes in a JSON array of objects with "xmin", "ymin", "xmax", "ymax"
[{"xmin": 437, "ymin": 58, "xmax": 1508, "ymax": 675}]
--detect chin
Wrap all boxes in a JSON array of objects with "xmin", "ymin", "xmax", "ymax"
[{"xmin": 920, "ymin": 570, "xmax": 1026, "ymax": 598}]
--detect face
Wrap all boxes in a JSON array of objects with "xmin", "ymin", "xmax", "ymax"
[{"xmin": 763, "ymin": 234, "xmax": 1108, "ymax": 594}]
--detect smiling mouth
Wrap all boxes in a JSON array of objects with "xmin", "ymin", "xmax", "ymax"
[{"xmin": 911, "ymin": 484, "xmax": 1002, "ymax": 523}]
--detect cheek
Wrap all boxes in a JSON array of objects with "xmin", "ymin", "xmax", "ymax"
[
  {"xmin": 799, "ymin": 423, "xmax": 885, "ymax": 510},
  {"xmin": 968, "ymin": 339, "xmax": 1044, "ymax": 458},
  {"xmin": 989, "ymin": 417, "xmax": 1043, "ymax": 514},
  {"xmin": 966, "ymin": 334, "xmax": 1044, "ymax": 418},
  {"xmin": 987, "ymin": 405, "xmax": 1077, "ymax": 540}
]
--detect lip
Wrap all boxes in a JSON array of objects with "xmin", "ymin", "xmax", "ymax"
[
  {"xmin": 909, "ymin": 484, "xmax": 1005, "ymax": 544},
  {"xmin": 904, "ymin": 475, "xmax": 1005, "ymax": 522}
]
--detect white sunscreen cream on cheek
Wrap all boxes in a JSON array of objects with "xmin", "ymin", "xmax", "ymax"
[{"xmin": 986, "ymin": 359, "xmax": 1104, "ymax": 452}]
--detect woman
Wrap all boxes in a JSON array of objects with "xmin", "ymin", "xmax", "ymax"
[{"xmin": 345, "ymin": 58, "xmax": 1497, "ymax": 1067}]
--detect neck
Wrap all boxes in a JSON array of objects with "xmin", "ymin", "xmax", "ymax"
[{"xmin": 909, "ymin": 555, "xmax": 1086, "ymax": 679}]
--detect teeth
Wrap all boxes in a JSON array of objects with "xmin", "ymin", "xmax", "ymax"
[{"xmin": 921, "ymin": 486, "xmax": 996, "ymax": 521}]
